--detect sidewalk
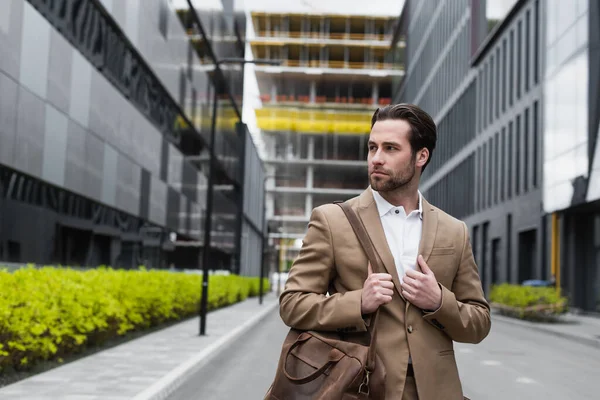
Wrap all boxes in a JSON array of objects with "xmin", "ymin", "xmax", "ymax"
[
  {"xmin": 491, "ymin": 310, "xmax": 600, "ymax": 349},
  {"xmin": 0, "ymin": 293, "xmax": 279, "ymax": 400}
]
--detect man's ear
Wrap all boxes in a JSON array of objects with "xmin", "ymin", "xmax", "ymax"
[{"xmin": 416, "ymin": 148, "xmax": 429, "ymax": 168}]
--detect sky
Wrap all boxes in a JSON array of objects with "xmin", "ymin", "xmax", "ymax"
[{"xmin": 172, "ymin": 0, "xmax": 404, "ymax": 16}]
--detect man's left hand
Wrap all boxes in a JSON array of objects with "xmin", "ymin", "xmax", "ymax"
[{"xmin": 401, "ymin": 254, "xmax": 442, "ymax": 311}]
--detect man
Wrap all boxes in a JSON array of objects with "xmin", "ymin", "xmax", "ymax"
[{"xmin": 279, "ymin": 103, "xmax": 491, "ymax": 399}]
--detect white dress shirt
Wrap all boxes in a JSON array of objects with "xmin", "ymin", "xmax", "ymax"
[{"xmin": 371, "ymin": 188, "xmax": 423, "ymax": 284}]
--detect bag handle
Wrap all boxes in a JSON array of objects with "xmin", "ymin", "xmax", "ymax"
[
  {"xmin": 282, "ymin": 333, "xmax": 344, "ymax": 384},
  {"xmin": 335, "ymin": 201, "xmax": 382, "ymax": 373}
]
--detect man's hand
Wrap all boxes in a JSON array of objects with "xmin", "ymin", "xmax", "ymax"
[
  {"xmin": 401, "ymin": 255, "xmax": 442, "ymax": 311},
  {"xmin": 361, "ymin": 263, "xmax": 394, "ymax": 314}
]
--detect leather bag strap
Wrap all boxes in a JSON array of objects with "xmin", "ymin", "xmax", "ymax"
[{"xmin": 335, "ymin": 201, "xmax": 382, "ymax": 372}]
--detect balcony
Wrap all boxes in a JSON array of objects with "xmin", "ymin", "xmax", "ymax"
[{"xmin": 255, "ymin": 108, "xmax": 373, "ymax": 135}]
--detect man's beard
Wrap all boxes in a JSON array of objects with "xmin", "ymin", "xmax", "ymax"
[{"xmin": 369, "ymin": 162, "xmax": 416, "ymax": 193}]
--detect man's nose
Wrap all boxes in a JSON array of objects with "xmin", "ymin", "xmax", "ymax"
[{"xmin": 371, "ymin": 149, "xmax": 383, "ymax": 165}]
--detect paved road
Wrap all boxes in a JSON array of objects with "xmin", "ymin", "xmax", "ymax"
[
  {"xmin": 168, "ymin": 310, "xmax": 600, "ymax": 399},
  {"xmin": 167, "ymin": 309, "xmax": 287, "ymax": 400}
]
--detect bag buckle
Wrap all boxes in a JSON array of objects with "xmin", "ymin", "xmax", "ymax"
[{"xmin": 358, "ymin": 369, "xmax": 371, "ymax": 395}]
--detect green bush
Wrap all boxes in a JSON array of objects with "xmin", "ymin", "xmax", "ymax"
[
  {"xmin": 0, "ymin": 266, "xmax": 270, "ymax": 373},
  {"xmin": 490, "ymin": 283, "xmax": 568, "ymax": 321}
]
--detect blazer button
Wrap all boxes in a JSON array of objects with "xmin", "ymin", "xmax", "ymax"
[{"xmin": 407, "ymin": 325, "xmax": 413, "ymax": 334}]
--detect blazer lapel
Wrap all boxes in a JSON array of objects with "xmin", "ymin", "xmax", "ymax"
[
  {"xmin": 356, "ymin": 191, "xmax": 404, "ymax": 297},
  {"xmin": 417, "ymin": 198, "xmax": 438, "ymax": 265},
  {"xmin": 406, "ymin": 197, "xmax": 439, "ymax": 313}
]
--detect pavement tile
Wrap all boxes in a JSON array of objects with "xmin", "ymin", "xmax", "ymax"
[{"xmin": 0, "ymin": 293, "xmax": 278, "ymax": 400}]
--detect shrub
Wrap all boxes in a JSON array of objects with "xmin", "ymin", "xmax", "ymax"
[
  {"xmin": 489, "ymin": 283, "xmax": 568, "ymax": 321},
  {"xmin": 0, "ymin": 266, "xmax": 269, "ymax": 373}
]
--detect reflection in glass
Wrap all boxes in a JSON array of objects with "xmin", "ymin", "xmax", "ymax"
[{"xmin": 543, "ymin": 5, "xmax": 589, "ymax": 212}]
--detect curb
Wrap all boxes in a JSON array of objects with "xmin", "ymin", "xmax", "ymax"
[
  {"xmin": 492, "ymin": 313, "xmax": 600, "ymax": 349},
  {"xmin": 132, "ymin": 299, "xmax": 279, "ymax": 400}
]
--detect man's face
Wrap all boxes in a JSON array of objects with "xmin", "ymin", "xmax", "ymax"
[{"xmin": 367, "ymin": 119, "xmax": 423, "ymax": 192}]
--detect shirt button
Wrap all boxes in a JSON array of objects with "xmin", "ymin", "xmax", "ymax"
[
  {"xmin": 395, "ymin": 210, "xmax": 400, "ymax": 214},
  {"xmin": 407, "ymin": 325, "xmax": 413, "ymax": 333}
]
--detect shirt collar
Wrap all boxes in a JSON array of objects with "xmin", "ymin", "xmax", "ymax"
[{"xmin": 371, "ymin": 188, "xmax": 423, "ymax": 219}]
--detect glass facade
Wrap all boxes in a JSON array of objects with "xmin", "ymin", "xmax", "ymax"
[
  {"xmin": 0, "ymin": 0, "xmax": 263, "ymax": 274},
  {"xmin": 543, "ymin": 0, "xmax": 589, "ymax": 212}
]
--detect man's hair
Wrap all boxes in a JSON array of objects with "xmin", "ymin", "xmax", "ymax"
[{"xmin": 370, "ymin": 103, "xmax": 437, "ymax": 172}]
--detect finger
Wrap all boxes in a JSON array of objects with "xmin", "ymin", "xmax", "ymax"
[
  {"xmin": 372, "ymin": 273, "xmax": 393, "ymax": 281},
  {"xmin": 380, "ymin": 294, "xmax": 393, "ymax": 304},
  {"xmin": 418, "ymin": 255, "xmax": 432, "ymax": 275},
  {"xmin": 402, "ymin": 289, "xmax": 414, "ymax": 300},
  {"xmin": 402, "ymin": 275, "xmax": 418, "ymax": 287},
  {"xmin": 405, "ymin": 268, "xmax": 423, "ymax": 279},
  {"xmin": 401, "ymin": 281, "xmax": 417, "ymax": 295},
  {"xmin": 367, "ymin": 262, "xmax": 373, "ymax": 275},
  {"xmin": 378, "ymin": 288, "xmax": 394, "ymax": 297},
  {"xmin": 379, "ymin": 280, "xmax": 395, "ymax": 289}
]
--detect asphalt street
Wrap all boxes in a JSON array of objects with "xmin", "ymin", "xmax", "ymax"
[{"xmin": 168, "ymin": 310, "xmax": 600, "ymax": 400}]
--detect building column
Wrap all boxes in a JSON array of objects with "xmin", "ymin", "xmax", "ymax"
[
  {"xmin": 372, "ymin": 81, "xmax": 379, "ymax": 105},
  {"xmin": 306, "ymin": 166, "xmax": 314, "ymax": 189},
  {"xmin": 305, "ymin": 194, "xmax": 313, "ymax": 218},
  {"xmin": 270, "ymin": 84, "xmax": 277, "ymax": 104},
  {"xmin": 307, "ymin": 136, "xmax": 315, "ymax": 160},
  {"xmin": 309, "ymin": 81, "xmax": 316, "ymax": 104}
]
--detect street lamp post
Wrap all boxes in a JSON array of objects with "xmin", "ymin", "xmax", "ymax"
[{"xmin": 198, "ymin": 56, "xmax": 281, "ymax": 336}]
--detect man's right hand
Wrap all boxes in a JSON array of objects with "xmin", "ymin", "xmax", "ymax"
[{"xmin": 361, "ymin": 263, "xmax": 394, "ymax": 314}]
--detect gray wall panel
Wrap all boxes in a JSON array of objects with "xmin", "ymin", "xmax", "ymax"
[
  {"xmin": 42, "ymin": 104, "xmax": 68, "ymax": 187},
  {"xmin": 0, "ymin": 72, "xmax": 18, "ymax": 167},
  {"xmin": 102, "ymin": 144, "xmax": 118, "ymax": 206},
  {"xmin": 14, "ymin": 86, "xmax": 44, "ymax": 178},
  {"xmin": 88, "ymin": 72, "xmax": 119, "ymax": 149},
  {"xmin": 149, "ymin": 177, "xmax": 167, "ymax": 226},
  {"xmin": 0, "ymin": 0, "xmax": 23, "ymax": 81},
  {"xmin": 168, "ymin": 143, "xmax": 183, "ymax": 187},
  {"xmin": 19, "ymin": 2, "xmax": 50, "ymax": 100},
  {"xmin": 46, "ymin": 30, "xmax": 72, "ymax": 114},
  {"xmin": 69, "ymin": 50, "xmax": 92, "ymax": 128},
  {"xmin": 84, "ymin": 132, "xmax": 104, "ymax": 201},
  {"xmin": 116, "ymin": 155, "xmax": 141, "ymax": 216},
  {"xmin": 64, "ymin": 120, "xmax": 87, "ymax": 195}
]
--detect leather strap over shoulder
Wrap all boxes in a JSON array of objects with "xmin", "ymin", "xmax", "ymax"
[{"xmin": 334, "ymin": 200, "xmax": 382, "ymax": 372}]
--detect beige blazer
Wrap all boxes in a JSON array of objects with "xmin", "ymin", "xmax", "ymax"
[{"xmin": 279, "ymin": 189, "xmax": 491, "ymax": 399}]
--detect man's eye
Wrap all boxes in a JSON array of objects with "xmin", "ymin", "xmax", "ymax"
[{"xmin": 386, "ymin": 146, "xmax": 395, "ymax": 151}]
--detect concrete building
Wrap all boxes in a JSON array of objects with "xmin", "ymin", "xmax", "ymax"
[
  {"xmin": 248, "ymin": 11, "xmax": 404, "ymax": 272},
  {"xmin": 0, "ymin": 0, "xmax": 265, "ymax": 277},
  {"xmin": 395, "ymin": 0, "xmax": 599, "ymax": 312}
]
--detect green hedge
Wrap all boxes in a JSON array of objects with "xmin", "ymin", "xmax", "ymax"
[
  {"xmin": 0, "ymin": 266, "xmax": 269, "ymax": 372},
  {"xmin": 490, "ymin": 283, "xmax": 568, "ymax": 321}
]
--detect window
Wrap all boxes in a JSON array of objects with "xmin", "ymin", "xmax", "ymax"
[
  {"xmin": 494, "ymin": 132, "xmax": 500, "ymax": 204},
  {"xmin": 501, "ymin": 127, "xmax": 506, "ymax": 201},
  {"xmin": 488, "ymin": 138, "xmax": 493, "ymax": 208},
  {"xmin": 508, "ymin": 121, "xmax": 513, "ymax": 198},
  {"xmin": 516, "ymin": 114, "xmax": 521, "ymax": 195},
  {"xmin": 509, "ymin": 30, "xmax": 514, "ymax": 106},
  {"xmin": 489, "ymin": 55, "xmax": 494, "ymax": 124},
  {"xmin": 524, "ymin": 108, "xmax": 530, "ymax": 192},
  {"xmin": 517, "ymin": 20, "xmax": 522, "ymax": 99},
  {"xmin": 496, "ymin": 48, "xmax": 500, "ymax": 118},
  {"xmin": 533, "ymin": 101, "xmax": 539, "ymax": 187},
  {"xmin": 502, "ymin": 39, "xmax": 507, "ymax": 112},
  {"xmin": 159, "ymin": 0, "xmax": 170, "ymax": 39},
  {"xmin": 525, "ymin": 10, "xmax": 531, "ymax": 91},
  {"xmin": 534, "ymin": 0, "xmax": 540, "ymax": 84}
]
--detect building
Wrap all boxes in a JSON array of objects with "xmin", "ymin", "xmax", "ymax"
[
  {"xmin": 247, "ymin": 11, "xmax": 404, "ymax": 272},
  {"xmin": 0, "ymin": 0, "xmax": 265, "ymax": 277},
  {"xmin": 395, "ymin": 0, "xmax": 599, "ymax": 312}
]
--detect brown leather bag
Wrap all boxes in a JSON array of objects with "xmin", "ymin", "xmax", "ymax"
[{"xmin": 264, "ymin": 201, "xmax": 386, "ymax": 399}]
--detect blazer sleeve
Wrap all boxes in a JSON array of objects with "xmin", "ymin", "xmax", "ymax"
[
  {"xmin": 279, "ymin": 206, "xmax": 368, "ymax": 333},
  {"xmin": 422, "ymin": 221, "xmax": 491, "ymax": 344}
]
